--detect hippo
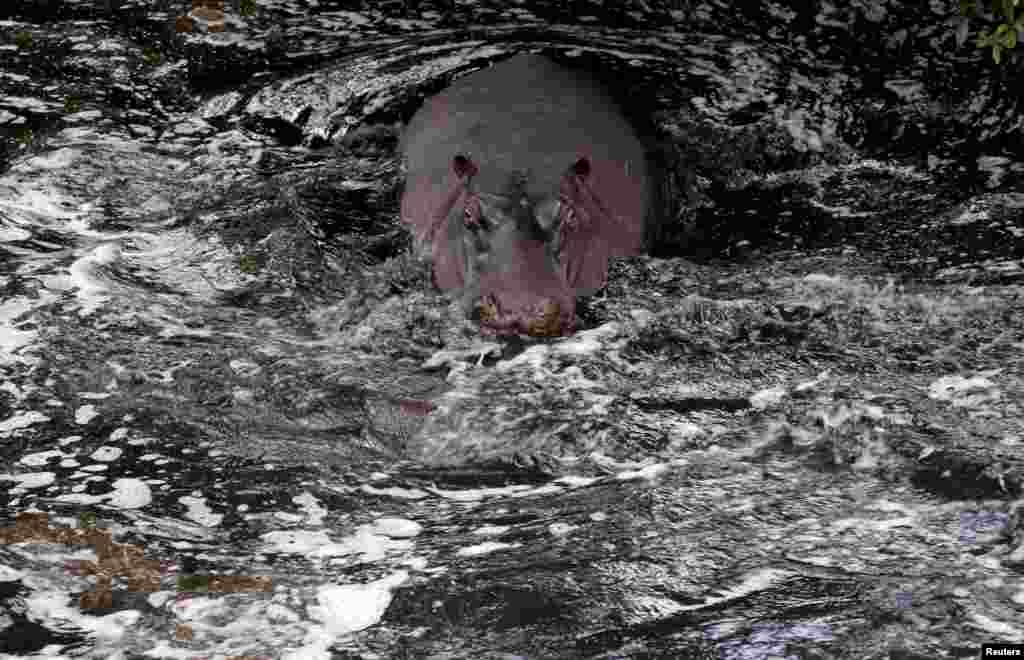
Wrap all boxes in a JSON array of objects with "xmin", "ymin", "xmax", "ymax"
[{"xmin": 400, "ymin": 53, "xmax": 651, "ymax": 336}]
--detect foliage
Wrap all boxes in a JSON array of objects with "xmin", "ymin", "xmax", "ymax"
[
  {"xmin": 238, "ymin": 254, "xmax": 260, "ymax": 273},
  {"xmin": 959, "ymin": 0, "xmax": 1024, "ymax": 63},
  {"xmin": 142, "ymin": 46, "xmax": 162, "ymax": 66},
  {"xmin": 177, "ymin": 574, "xmax": 210, "ymax": 592},
  {"xmin": 14, "ymin": 127, "xmax": 34, "ymax": 147}
]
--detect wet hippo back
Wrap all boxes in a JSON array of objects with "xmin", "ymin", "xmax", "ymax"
[{"xmin": 401, "ymin": 54, "xmax": 650, "ymax": 333}]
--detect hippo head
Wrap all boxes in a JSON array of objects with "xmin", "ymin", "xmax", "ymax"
[{"xmin": 399, "ymin": 55, "xmax": 651, "ymax": 336}]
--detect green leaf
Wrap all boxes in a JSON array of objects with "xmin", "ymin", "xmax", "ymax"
[
  {"xmin": 994, "ymin": 44, "xmax": 1004, "ymax": 62},
  {"xmin": 177, "ymin": 574, "xmax": 210, "ymax": 592},
  {"xmin": 14, "ymin": 128, "xmax": 33, "ymax": 145},
  {"xmin": 1007, "ymin": 27, "xmax": 1018, "ymax": 47},
  {"xmin": 238, "ymin": 255, "xmax": 260, "ymax": 273}
]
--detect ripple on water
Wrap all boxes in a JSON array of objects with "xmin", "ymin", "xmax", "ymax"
[{"xmin": 405, "ymin": 322, "xmax": 637, "ymax": 466}]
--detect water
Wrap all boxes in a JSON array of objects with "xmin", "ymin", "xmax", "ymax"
[{"xmin": 2, "ymin": 2, "xmax": 1024, "ymax": 658}]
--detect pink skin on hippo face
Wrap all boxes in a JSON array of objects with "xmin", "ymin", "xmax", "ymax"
[
  {"xmin": 428, "ymin": 154, "xmax": 628, "ymax": 336},
  {"xmin": 411, "ymin": 153, "xmax": 636, "ymax": 336}
]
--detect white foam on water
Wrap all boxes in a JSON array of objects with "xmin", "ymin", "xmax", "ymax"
[
  {"xmin": 293, "ymin": 491, "xmax": 329, "ymax": 526},
  {"xmin": 969, "ymin": 612, "xmax": 1023, "ymax": 642},
  {"xmin": 0, "ymin": 293, "xmax": 56, "ymax": 365},
  {"xmin": 106, "ymin": 478, "xmax": 153, "ymax": 509},
  {"xmin": 510, "ymin": 483, "xmax": 563, "ymax": 498},
  {"xmin": 0, "ymin": 182, "xmax": 86, "ymax": 231},
  {"xmin": 0, "ymin": 221, "xmax": 31, "ymax": 241},
  {"xmin": 556, "ymin": 474, "xmax": 600, "ymax": 488},
  {"xmin": 262, "ymin": 526, "xmax": 412, "ymax": 562},
  {"xmin": 179, "ymin": 495, "xmax": 224, "ymax": 526},
  {"xmin": 616, "ymin": 462, "xmax": 670, "ymax": 481},
  {"xmin": 54, "ymin": 492, "xmax": 106, "ymax": 505},
  {"xmin": 1, "ymin": 471, "xmax": 56, "ymax": 493},
  {"xmin": 472, "ymin": 524, "xmax": 511, "ymax": 536},
  {"xmin": 24, "ymin": 586, "xmax": 141, "ymax": 645},
  {"xmin": 359, "ymin": 484, "xmax": 429, "ymax": 499},
  {"xmin": 455, "ymin": 541, "xmax": 521, "ymax": 557},
  {"xmin": 426, "ymin": 484, "xmax": 533, "ymax": 501},
  {"xmin": 368, "ymin": 517, "xmax": 422, "ymax": 539},
  {"xmin": 74, "ymin": 404, "xmax": 99, "ymax": 424},
  {"xmin": 120, "ymin": 227, "xmax": 259, "ymax": 301},
  {"xmin": 0, "ymin": 410, "xmax": 50, "ymax": 436},
  {"xmin": 18, "ymin": 449, "xmax": 72, "ymax": 466},
  {"xmin": 281, "ymin": 570, "xmax": 409, "ymax": 660},
  {"xmin": 67, "ymin": 242, "xmax": 122, "ymax": 316}
]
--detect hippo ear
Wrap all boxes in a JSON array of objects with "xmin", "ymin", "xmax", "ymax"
[
  {"xmin": 557, "ymin": 155, "xmax": 612, "ymax": 295},
  {"xmin": 452, "ymin": 154, "xmax": 478, "ymax": 179},
  {"xmin": 570, "ymin": 157, "xmax": 590, "ymax": 179}
]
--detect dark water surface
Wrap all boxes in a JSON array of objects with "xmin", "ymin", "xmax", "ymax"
[{"xmin": 1, "ymin": 1, "xmax": 1023, "ymax": 658}]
